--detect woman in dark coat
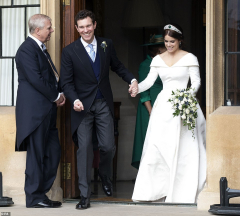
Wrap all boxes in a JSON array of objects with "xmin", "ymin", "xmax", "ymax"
[{"xmin": 131, "ymin": 35, "xmax": 166, "ymax": 169}]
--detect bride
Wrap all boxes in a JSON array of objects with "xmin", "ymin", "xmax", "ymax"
[{"xmin": 130, "ymin": 24, "xmax": 206, "ymax": 203}]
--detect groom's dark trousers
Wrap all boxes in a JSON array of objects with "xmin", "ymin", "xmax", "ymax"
[{"xmin": 77, "ymin": 98, "xmax": 115, "ymax": 198}]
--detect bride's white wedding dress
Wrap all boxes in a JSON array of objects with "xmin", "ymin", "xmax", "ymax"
[{"xmin": 132, "ymin": 53, "xmax": 206, "ymax": 203}]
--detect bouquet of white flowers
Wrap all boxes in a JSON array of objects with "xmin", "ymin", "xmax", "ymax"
[{"xmin": 168, "ymin": 88, "xmax": 198, "ymax": 138}]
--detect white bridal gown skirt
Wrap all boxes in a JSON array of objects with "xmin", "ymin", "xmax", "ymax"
[{"xmin": 132, "ymin": 90, "xmax": 206, "ymax": 203}]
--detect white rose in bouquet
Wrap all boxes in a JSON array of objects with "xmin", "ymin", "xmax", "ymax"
[{"xmin": 181, "ymin": 114, "xmax": 186, "ymax": 119}]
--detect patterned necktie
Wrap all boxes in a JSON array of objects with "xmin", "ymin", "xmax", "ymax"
[
  {"xmin": 41, "ymin": 44, "xmax": 59, "ymax": 82},
  {"xmin": 88, "ymin": 44, "xmax": 95, "ymax": 62}
]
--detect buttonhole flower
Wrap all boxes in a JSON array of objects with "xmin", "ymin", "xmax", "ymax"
[{"xmin": 101, "ymin": 41, "xmax": 107, "ymax": 52}]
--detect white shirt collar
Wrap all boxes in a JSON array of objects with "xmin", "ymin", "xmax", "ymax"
[
  {"xmin": 81, "ymin": 36, "xmax": 97, "ymax": 48},
  {"xmin": 29, "ymin": 34, "xmax": 44, "ymax": 50}
]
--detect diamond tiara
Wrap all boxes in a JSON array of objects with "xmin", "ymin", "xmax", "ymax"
[{"xmin": 164, "ymin": 24, "xmax": 182, "ymax": 34}]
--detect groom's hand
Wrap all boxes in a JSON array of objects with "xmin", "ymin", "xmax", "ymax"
[
  {"xmin": 129, "ymin": 86, "xmax": 137, "ymax": 97},
  {"xmin": 129, "ymin": 80, "xmax": 138, "ymax": 97},
  {"xmin": 74, "ymin": 99, "xmax": 84, "ymax": 112}
]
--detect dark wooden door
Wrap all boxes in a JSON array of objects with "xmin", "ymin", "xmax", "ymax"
[
  {"xmin": 60, "ymin": 0, "xmax": 85, "ymax": 199},
  {"xmin": 191, "ymin": 0, "xmax": 206, "ymax": 117},
  {"xmin": 60, "ymin": 0, "xmax": 105, "ymax": 199}
]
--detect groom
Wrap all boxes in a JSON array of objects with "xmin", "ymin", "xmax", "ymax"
[{"xmin": 60, "ymin": 9, "xmax": 138, "ymax": 210}]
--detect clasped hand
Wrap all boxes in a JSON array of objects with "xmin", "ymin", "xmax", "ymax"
[
  {"xmin": 129, "ymin": 81, "xmax": 138, "ymax": 97},
  {"xmin": 55, "ymin": 93, "xmax": 66, "ymax": 107}
]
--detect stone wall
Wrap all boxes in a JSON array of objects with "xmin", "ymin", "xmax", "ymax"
[{"xmin": 0, "ymin": 107, "xmax": 26, "ymax": 204}]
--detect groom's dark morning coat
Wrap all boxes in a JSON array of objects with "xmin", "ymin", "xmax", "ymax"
[
  {"xmin": 15, "ymin": 37, "xmax": 59, "ymax": 151},
  {"xmin": 60, "ymin": 37, "xmax": 134, "ymax": 144}
]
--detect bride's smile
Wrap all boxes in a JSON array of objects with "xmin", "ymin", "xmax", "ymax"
[{"xmin": 164, "ymin": 35, "xmax": 181, "ymax": 53}]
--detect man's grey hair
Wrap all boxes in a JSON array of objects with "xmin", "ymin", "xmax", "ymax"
[{"xmin": 28, "ymin": 14, "xmax": 51, "ymax": 34}]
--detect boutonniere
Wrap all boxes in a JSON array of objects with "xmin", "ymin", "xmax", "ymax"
[{"xmin": 100, "ymin": 41, "xmax": 107, "ymax": 52}]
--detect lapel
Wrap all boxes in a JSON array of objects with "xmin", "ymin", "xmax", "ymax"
[
  {"xmin": 73, "ymin": 38, "xmax": 96, "ymax": 81},
  {"xmin": 27, "ymin": 37, "xmax": 57, "ymax": 80},
  {"xmin": 96, "ymin": 37, "xmax": 106, "ymax": 81}
]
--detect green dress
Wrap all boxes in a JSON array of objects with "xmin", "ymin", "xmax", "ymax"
[{"xmin": 131, "ymin": 55, "xmax": 163, "ymax": 169}]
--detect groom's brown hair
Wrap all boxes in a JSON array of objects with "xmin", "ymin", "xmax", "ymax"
[{"xmin": 75, "ymin": 9, "xmax": 96, "ymax": 26}]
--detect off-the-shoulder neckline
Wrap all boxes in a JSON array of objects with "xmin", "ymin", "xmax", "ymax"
[{"xmin": 157, "ymin": 53, "xmax": 191, "ymax": 67}]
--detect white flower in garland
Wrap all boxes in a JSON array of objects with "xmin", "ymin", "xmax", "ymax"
[{"xmin": 168, "ymin": 87, "xmax": 198, "ymax": 138}]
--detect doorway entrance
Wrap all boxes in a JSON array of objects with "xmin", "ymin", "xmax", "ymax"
[{"xmin": 60, "ymin": 0, "xmax": 206, "ymax": 203}]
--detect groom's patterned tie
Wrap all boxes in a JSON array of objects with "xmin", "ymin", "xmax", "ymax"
[{"xmin": 88, "ymin": 44, "xmax": 95, "ymax": 62}]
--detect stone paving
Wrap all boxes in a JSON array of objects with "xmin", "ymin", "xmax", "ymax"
[{"xmin": 0, "ymin": 202, "xmax": 214, "ymax": 216}]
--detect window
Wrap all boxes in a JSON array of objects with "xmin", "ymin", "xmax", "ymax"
[
  {"xmin": 0, "ymin": 0, "xmax": 40, "ymax": 106},
  {"xmin": 225, "ymin": 0, "xmax": 240, "ymax": 105}
]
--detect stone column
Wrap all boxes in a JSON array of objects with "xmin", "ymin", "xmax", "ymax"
[
  {"xmin": 41, "ymin": 0, "xmax": 63, "ymax": 202},
  {"xmin": 0, "ymin": 107, "xmax": 26, "ymax": 204}
]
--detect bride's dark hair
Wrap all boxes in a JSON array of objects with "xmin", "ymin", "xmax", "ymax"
[{"xmin": 163, "ymin": 23, "xmax": 184, "ymax": 49}]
